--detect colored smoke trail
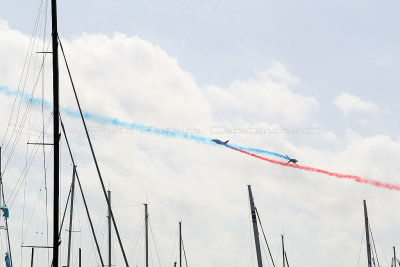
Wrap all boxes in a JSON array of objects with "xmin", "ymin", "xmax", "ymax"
[
  {"xmin": 228, "ymin": 146, "xmax": 400, "ymax": 191},
  {"xmin": 230, "ymin": 145, "xmax": 289, "ymax": 160},
  {"xmin": 2, "ymin": 85, "xmax": 400, "ymax": 191},
  {"xmin": 1, "ymin": 85, "xmax": 212, "ymax": 143},
  {"xmin": 0, "ymin": 85, "xmax": 288, "ymax": 158}
]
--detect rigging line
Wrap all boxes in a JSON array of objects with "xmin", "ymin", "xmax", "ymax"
[
  {"xmin": 370, "ymin": 218, "xmax": 390, "ymax": 267},
  {"xmin": 86, "ymin": 212, "xmax": 105, "ymax": 267},
  {"xmin": 127, "ymin": 210, "xmax": 145, "ymax": 261},
  {"xmin": 233, "ymin": 214, "xmax": 249, "ymax": 267},
  {"xmin": 20, "ymin": 119, "xmax": 29, "ymax": 240},
  {"xmin": 3, "ymin": 94, "xmax": 40, "ymax": 177},
  {"xmin": 19, "ymin": 173, "xmax": 48, "ymax": 242},
  {"xmin": 259, "ymin": 241, "xmax": 272, "ymax": 267},
  {"xmin": 17, "ymin": 80, "xmax": 35, "ymax": 267},
  {"xmin": 16, "ymin": 169, "xmax": 49, "ymax": 251},
  {"xmin": 95, "ymin": 218, "xmax": 107, "ymax": 267},
  {"xmin": 149, "ymin": 219, "xmax": 165, "ymax": 267},
  {"xmin": 59, "ymin": 37, "xmax": 130, "ymax": 267},
  {"xmin": 255, "ymin": 207, "xmax": 276, "ymax": 267},
  {"xmin": 369, "ymin": 222, "xmax": 381, "ymax": 267},
  {"xmin": 112, "ymin": 230, "xmax": 118, "ymax": 267},
  {"xmin": 22, "ymin": 72, "xmax": 34, "ymax": 257},
  {"xmin": 1, "ymin": 0, "xmax": 46, "ymax": 148},
  {"xmin": 74, "ymin": 192, "xmax": 83, "ymax": 264},
  {"xmin": 128, "ymin": 216, "xmax": 145, "ymax": 264},
  {"xmin": 169, "ymin": 228, "xmax": 179, "ymax": 266},
  {"xmin": 9, "ymin": 140, "xmax": 40, "ymax": 207},
  {"xmin": 3, "ymin": 124, "xmax": 50, "ymax": 135},
  {"xmin": 33, "ymin": 0, "xmax": 48, "ymax": 86},
  {"xmin": 182, "ymin": 238, "xmax": 189, "ymax": 267},
  {"xmin": 134, "ymin": 222, "xmax": 145, "ymax": 267},
  {"xmin": 1, "ymin": 50, "xmax": 52, "ymax": 179},
  {"xmin": 76, "ymin": 171, "xmax": 106, "ymax": 267},
  {"xmin": 112, "ymin": 204, "xmax": 143, "ymax": 208},
  {"xmin": 150, "ymin": 233, "xmax": 154, "ymax": 267},
  {"xmin": 20, "ymin": 145, "xmax": 27, "ymax": 260},
  {"xmin": 60, "ymin": 115, "xmax": 105, "ymax": 267},
  {"xmin": 1, "ymin": 34, "xmax": 52, "ymax": 167},
  {"xmin": 12, "ymin": 0, "xmax": 45, "ymax": 125},
  {"xmin": 9, "ymin": 135, "xmax": 53, "ymax": 211},
  {"xmin": 66, "ymin": 166, "xmax": 76, "ymax": 267},
  {"xmin": 3, "ymin": 11, "xmax": 45, "ymax": 157},
  {"xmin": 6, "ymin": 112, "xmax": 53, "ymax": 207},
  {"xmin": 58, "ymin": 187, "xmax": 72, "ymax": 237},
  {"xmin": 41, "ymin": 0, "xmax": 50, "ymax": 261},
  {"xmin": 356, "ymin": 227, "xmax": 365, "ymax": 267}
]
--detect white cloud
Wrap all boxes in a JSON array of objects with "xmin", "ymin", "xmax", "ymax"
[
  {"xmin": 205, "ymin": 62, "xmax": 319, "ymax": 125},
  {"xmin": 57, "ymin": 32, "xmax": 215, "ymax": 129},
  {"xmin": 333, "ymin": 92, "xmax": 378, "ymax": 115},
  {"xmin": 0, "ymin": 20, "xmax": 32, "ymax": 88}
]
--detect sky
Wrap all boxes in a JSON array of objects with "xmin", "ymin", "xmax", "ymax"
[{"xmin": 0, "ymin": 0, "xmax": 400, "ymax": 266}]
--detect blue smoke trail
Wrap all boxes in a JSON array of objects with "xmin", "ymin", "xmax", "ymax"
[
  {"xmin": 0, "ymin": 85, "xmax": 289, "ymax": 159},
  {"xmin": 67, "ymin": 109, "xmax": 212, "ymax": 144},
  {"xmin": 229, "ymin": 145, "xmax": 289, "ymax": 160}
]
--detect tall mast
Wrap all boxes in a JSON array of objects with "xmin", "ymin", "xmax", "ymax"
[
  {"xmin": 394, "ymin": 247, "xmax": 397, "ymax": 267},
  {"xmin": 30, "ymin": 247, "xmax": 34, "ymax": 267},
  {"xmin": 179, "ymin": 221, "xmax": 182, "ymax": 267},
  {"xmin": 281, "ymin": 235, "xmax": 285, "ymax": 267},
  {"xmin": 363, "ymin": 200, "xmax": 372, "ymax": 267},
  {"xmin": 247, "ymin": 185, "xmax": 263, "ymax": 267},
  {"xmin": 51, "ymin": 0, "xmax": 60, "ymax": 265},
  {"xmin": 145, "ymin": 203, "xmax": 148, "ymax": 267},
  {"xmin": 79, "ymin": 248, "xmax": 82, "ymax": 267},
  {"xmin": 108, "ymin": 191, "xmax": 112, "ymax": 267}
]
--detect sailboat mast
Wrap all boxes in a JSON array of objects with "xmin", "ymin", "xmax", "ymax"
[
  {"xmin": 394, "ymin": 247, "xmax": 397, "ymax": 267},
  {"xmin": 281, "ymin": 235, "xmax": 285, "ymax": 267},
  {"xmin": 108, "ymin": 191, "xmax": 112, "ymax": 267},
  {"xmin": 247, "ymin": 185, "xmax": 263, "ymax": 267},
  {"xmin": 51, "ymin": 0, "xmax": 60, "ymax": 265},
  {"xmin": 145, "ymin": 203, "xmax": 148, "ymax": 267},
  {"xmin": 30, "ymin": 247, "xmax": 34, "ymax": 267},
  {"xmin": 363, "ymin": 200, "xmax": 372, "ymax": 267},
  {"xmin": 79, "ymin": 248, "xmax": 82, "ymax": 267},
  {"xmin": 179, "ymin": 221, "xmax": 182, "ymax": 267}
]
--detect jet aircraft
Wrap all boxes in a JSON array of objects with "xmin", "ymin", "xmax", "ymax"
[
  {"xmin": 212, "ymin": 139, "xmax": 229, "ymax": 146},
  {"xmin": 286, "ymin": 155, "xmax": 298, "ymax": 165}
]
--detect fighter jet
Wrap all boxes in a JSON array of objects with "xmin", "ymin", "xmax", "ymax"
[
  {"xmin": 286, "ymin": 155, "xmax": 298, "ymax": 165},
  {"xmin": 212, "ymin": 139, "xmax": 229, "ymax": 146}
]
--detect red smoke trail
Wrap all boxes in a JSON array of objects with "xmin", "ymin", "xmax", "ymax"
[{"xmin": 228, "ymin": 146, "xmax": 400, "ymax": 192}]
